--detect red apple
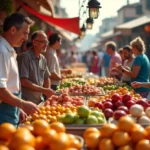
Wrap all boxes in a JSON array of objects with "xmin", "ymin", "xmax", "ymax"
[
  {"xmin": 113, "ymin": 110, "xmax": 127, "ymax": 120},
  {"xmin": 125, "ymin": 100, "xmax": 135, "ymax": 108},
  {"xmin": 103, "ymin": 108, "xmax": 114, "ymax": 119},
  {"xmin": 122, "ymin": 94, "xmax": 132, "ymax": 104},
  {"xmin": 136, "ymin": 99, "xmax": 149, "ymax": 109},
  {"xmin": 94, "ymin": 102, "xmax": 103, "ymax": 109},
  {"xmin": 103, "ymin": 102, "xmax": 114, "ymax": 109},
  {"xmin": 111, "ymin": 94, "xmax": 122, "ymax": 103},
  {"xmin": 114, "ymin": 101, "xmax": 124, "ymax": 109},
  {"xmin": 118, "ymin": 106, "xmax": 129, "ymax": 113}
]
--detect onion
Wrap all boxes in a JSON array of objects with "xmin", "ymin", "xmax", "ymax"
[
  {"xmin": 138, "ymin": 116, "xmax": 150, "ymax": 125},
  {"xmin": 130, "ymin": 104, "xmax": 144, "ymax": 117},
  {"xmin": 146, "ymin": 107, "xmax": 150, "ymax": 118}
]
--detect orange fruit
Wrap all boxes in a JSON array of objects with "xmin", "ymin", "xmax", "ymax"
[
  {"xmin": 118, "ymin": 144, "xmax": 134, "ymax": 150},
  {"xmin": 35, "ymin": 136, "xmax": 48, "ymax": 150},
  {"xmin": 17, "ymin": 144, "xmax": 35, "ymax": 150},
  {"xmin": 112, "ymin": 130, "xmax": 130, "ymax": 146},
  {"xmin": 98, "ymin": 138, "xmax": 114, "ymax": 150},
  {"xmin": 0, "ymin": 123, "xmax": 16, "ymax": 141},
  {"xmin": 83, "ymin": 127, "xmax": 100, "ymax": 139},
  {"xmin": 85, "ymin": 132, "xmax": 100, "ymax": 148},
  {"xmin": 145, "ymin": 126, "xmax": 150, "ymax": 139},
  {"xmin": 69, "ymin": 138, "xmax": 82, "ymax": 149},
  {"xmin": 32, "ymin": 119, "xmax": 50, "ymax": 136},
  {"xmin": 42, "ymin": 129, "xmax": 57, "ymax": 145},
  {"xmin": 100, "ymin": 123, "xmax": 118, "ymax": 138},
  {"xmin": 9, "ymin": 128, "xmax": 35, "ymax": 149},
  {"xmin": 131, "ymin": 126, "xmax": 148, "ymax": 143},
  {"xmin": 50, "ymin": 122, "xmax": 66, "ymax": 133},
  {"xmin": 50, "ymin": 133, "xmax": 70, "ymax": 150},
  {"xmin": 136, "ymin": 139, "xmax": 150, "ymax": 150},
  {"xmin": 0, "ymin": 145, "xmax": 9, "ymax": 150},
  {"xmin": 118, "ymin": 116, "xmax": 135, "ymax": 133}
]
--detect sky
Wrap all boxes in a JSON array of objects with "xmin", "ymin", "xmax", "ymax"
[{"xmin": 60, "ymin": 0, "xmax": 140, "ymax": 35}]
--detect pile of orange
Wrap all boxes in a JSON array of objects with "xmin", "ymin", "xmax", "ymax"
[
  {"xmin": 0, "ymin": 120, "xmax": 82, "ymax": 150},
  {"xmin": 25, "ymin": 105, "xmax": 77, "ymax": 124},
  {"xmin": 84, "ymin": 116, "xmax": 150, "ymax": 150}
]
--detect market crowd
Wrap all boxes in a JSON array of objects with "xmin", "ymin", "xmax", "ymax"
[{"xmin": 0, "ymin": 12, "xmax": 150, "ymax": 126}]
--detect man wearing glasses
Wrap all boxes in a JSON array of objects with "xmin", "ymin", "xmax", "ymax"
[{"xmin": 18, "ymin": 30, "xmax": 55, "ymax": 104}]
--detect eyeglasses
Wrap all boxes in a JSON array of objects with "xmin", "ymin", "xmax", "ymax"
[{"xmin": 34, "ymin": 39, "xmax": 49, "ymax": 45}]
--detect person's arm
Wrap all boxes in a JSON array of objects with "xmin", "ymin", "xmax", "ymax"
[
  {"xmin": 131, "ymin": 81, "xmax": 150, "ymax": 89},
  {"xmin": 20, "ymin": 78, "xmax": 55, "ymax": 97},
  {"xmin": 122, "ymin": 65, "xmax": 140, "ymax": 78},
  {"xmin": 61, "ymin": 69, "xmax": 72, "ymax": 74},
  {"xmin": 43, "ymin": 78, "xmax": 51, "ymax": 88},
  {"xmin": 0, "ymin": 88, "xmax": 39, "ymax": 115}
]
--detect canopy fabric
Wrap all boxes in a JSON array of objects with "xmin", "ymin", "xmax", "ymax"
[
  {"xmin": 114, "ymin": 14, "xmax": 150, "ymax": 35},
  {"xmin": 19, "ymin": 2, "xmax": 80, "ymax": 35}
]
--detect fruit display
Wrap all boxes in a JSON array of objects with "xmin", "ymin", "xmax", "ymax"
[
  {"xmin": 66, "ymin": 85, "xmax": 105, "ymax": 96},
  {"xmin": 0, "ymin": 121, "xmax": 83, "ymax": 150},
  {"xmin": 88, "ymin": 91, "xmax": 144, "ymax": 120},
  {"xmin": 84, "ymin": 116, "xmax": 150, "ymax": 150},
  {"xmin": 57, "ymin": 78, "xmax": 86, "ymax": 90},
  {"xmin": 88, "ymin": 87, "xmax": 141, "ymax": 108},
  {"xmin": 25, "ymin": 105, "xmax": 77, "ymax": 124},
  {"xmin": 58, "ymin": 106, "xmax": 106, "ymax": 125},
  {"xmin": 44, "ymin": 93, "xmax": 85, "ymax": 107},
  {"xmin": 87, "ymin": 77, "xmax": 119, "ymax": 86},
  {"xmin": 103, "ymin": 83, "xmax": 132, "ymax": 91}
]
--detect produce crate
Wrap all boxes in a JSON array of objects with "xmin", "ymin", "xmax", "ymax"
[{"xmin": 65, "ymin": 124, "xmax": 103, "ymax": 137}]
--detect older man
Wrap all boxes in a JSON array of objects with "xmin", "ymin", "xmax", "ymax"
[
  {"xmin": 0, "ymin": 13, "xmax": 39, "ymax": 126},
  {"xmin": 18, "ymin": 30, "xmax": 55, "ymax": 104}
]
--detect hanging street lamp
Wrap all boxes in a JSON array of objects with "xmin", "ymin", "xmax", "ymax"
[
  {"xmin": 86, "ymin": 17, "xmax": 94, "ymax": 29},
  {"xmin": 87, "ymin": 0, "xmax": 102, "ymax": 19},
  {"xmin": 80, "ymin": 24, "xmax": 86, "ymax": 36}
]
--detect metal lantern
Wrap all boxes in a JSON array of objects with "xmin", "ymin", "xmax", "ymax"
[
  {"xmin": 80, "ymin": 24, "xmax": 86, "ymax": 36},
  {"xmin": 87, "ymin": 0, "xmax": 102, "ymax": 19},
  {"xmin": 86, "ymin": 17, "xmax": 94, "ymax": 29}
]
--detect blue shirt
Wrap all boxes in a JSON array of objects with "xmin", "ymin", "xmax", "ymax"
[
  {"xmin": 103, "ymin": 53, "xmax": 110, "ymax": 68},
  {"xmin": 131, "ymin": 54, "xmax": 150, "ymax": 92}
]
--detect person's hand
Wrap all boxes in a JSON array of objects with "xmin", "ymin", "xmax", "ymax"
[
  {"xmin": 43, "ymin": 88, "xmax": 56, "ymax": 98},
  {"xmin": 67, "ymin": 69, "xmax": 72, "ymax": 74},
  {"xmin": 115, "ymin": 63, "xmax": 123, "ymax": 71},
  {"xmin": 21, "ymin": 101, "xmax": 39, "ymax": 115},
  {"xmin": 19, "ymin": 109, "xmax": 27, "ymax": 123},
  {"xmin": 111, "ymin": 67, "xmax": 118, "ymax": 72},
  {"xmin": 131, "ymin": 81, "xmax": 142, "ymax": 89}
]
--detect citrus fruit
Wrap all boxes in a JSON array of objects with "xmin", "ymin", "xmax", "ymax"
[
  {"xmin": 50, "ymin": 122, "xmax": 66, "ymax": 133},
  {"xmin": 99, "ymin": 138, "xmax": 114, "ymax": 150},
  {"xmin": 63, "ymin": 113, "xmax": 75, "ymax": 124},
  {"xmin": 0, "ymin": 123, "xmax": 16, "ymax": 141},
  {"xmin": 83, "ymin": 127, "xmax": 100, "ymax": 139},
  {"xmin": 86, "ymin": 115, "xmax": 98, "ymax": 124},
  {"xmin": 136, "ymin": 139, "xmax": 150, "ymax": 150},
  {"xmin": 77, "ymin": 106, "xmax": 90, "ymax": 118},
  {"xmin": 100, "ymin": 123, "xmax": 118, "ymax": 138},
  {"xmin": 112, "ymin": 130, "xmax": 130, "ymax": 146},
  {"xmin": 118, "ymin": 116, "xmax": 135, "ymax": 133}
]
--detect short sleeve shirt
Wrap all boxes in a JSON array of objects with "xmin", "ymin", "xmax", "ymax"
[
  {"xmin": 18, "ymin": 49, "xmax": 50, "ymax": 104},
  {"xmin": 44, "ymin": 48, "xmax": 61, "ymax": 85},
  {"xmin": 109, "ymin": 52, "xmax": 122, "ymax": 77},
  {"xmin": 131, "ymin": 54, "xmax": 150, "ymax": 92},
  {"xmin": 0, "ymin": 36, "xmax": 20, "ymax": 93}
]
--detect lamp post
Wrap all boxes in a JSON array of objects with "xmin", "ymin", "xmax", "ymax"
[
  {"xmin": 80, "ymin": 24, "xmax": 86, "ymax": 36},
  {"xmin": 87, "ymin": 0, "xmax": 102, "ymax": 19},
  {"xmin": 86, "ymin": 17, "xmax": 94, "ymax": 29}
]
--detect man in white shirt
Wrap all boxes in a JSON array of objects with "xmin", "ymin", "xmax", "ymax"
[{"xmin": 0, "ymin": 13, "xmax": 39, "ymax": 126}]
